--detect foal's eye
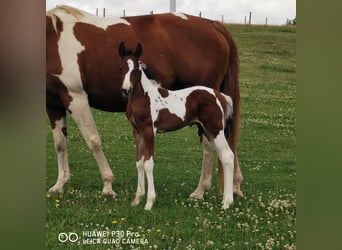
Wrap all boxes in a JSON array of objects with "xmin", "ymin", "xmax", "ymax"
[{"xmin": 118, "ymin": 67, "xmax": 122, "ymax": 72}]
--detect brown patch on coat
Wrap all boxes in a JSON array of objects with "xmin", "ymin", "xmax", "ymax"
[
  {"xmin": 158, "ymin": 88, "xmax": 169, "ymax": 98},
  {"xmin": 154, "ymin": 109, "xmax": 185, "ymax": 132},
  {"xmin": 185, "ymin": 89, "xmax": 224, "ymax": 138},
  {"xmin": 46, "ymin": 15, "xmax": 74, "ymax": 128}
]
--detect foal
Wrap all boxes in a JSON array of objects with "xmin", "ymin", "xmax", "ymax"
[{"xmin": 118, "ymin": 42, "xmax": 235, "ymax": 210}]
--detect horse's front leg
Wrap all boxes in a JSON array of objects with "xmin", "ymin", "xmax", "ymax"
[
  {"xmin": 132, "ymin": 130, "xmax": 145, "ymax": 206},
  {"xmin": 142, "ymin": 128, "xmax": 156, "ymax": 210},
  {"xmin": 68, "ymin": 91, "xmax": 115, "ymax": 197}
]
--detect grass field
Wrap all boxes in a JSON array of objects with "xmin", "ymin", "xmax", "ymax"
[{"xmin": 46, "ymin": 24, "xmax": 296, "ymax": 249}]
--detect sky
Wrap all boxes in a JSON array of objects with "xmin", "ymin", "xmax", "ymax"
[{"xmin": 46, "ymin": 0, "xmax": 296, "ymax": 25}]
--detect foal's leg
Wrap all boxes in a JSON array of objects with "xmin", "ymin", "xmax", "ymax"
[
  {"xmin": 68, "ymin": 91, "xmax": 116, "ymax": 197},
  {"xmin": 211, "ymin": 132, "xmax": 234, "ymax": 209},
  {"xmin": 142, "ymin": 128, "xmax": 156, "ymax": 210},
  {"xmin": 189, "ymin": 136, "xmax": 214, "ymax": 200},
  {"xmin": 47, "ymin": 108, "xmax": 70, "ymax": 193},
  {"xmin": 132, "ymin": 130, "xmax": 145, "ymax": 206}
]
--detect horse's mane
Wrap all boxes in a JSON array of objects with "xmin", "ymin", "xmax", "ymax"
[
  {"xmin": 47, "ymin": 5, "xmax": 86, "ymax": 19},
  {"xmin": 46, "ymin": 5, "xmax": 88, "ymax": 32}
]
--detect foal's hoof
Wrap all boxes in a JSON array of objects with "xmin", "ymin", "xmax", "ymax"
[{"xmin": 101, "ymin": 190, "xmax": 117, "ymax": 198}]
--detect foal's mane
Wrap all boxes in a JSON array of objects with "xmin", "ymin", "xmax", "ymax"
[{"xmin": 139, "ymin": 62, "xmax": 158, "ymax": 83}]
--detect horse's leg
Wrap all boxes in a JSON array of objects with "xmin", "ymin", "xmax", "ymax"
[
  {"xmin": 233, "ymin": 157, "xmax": 243, "ymax": 199},
  {"xmin": 47, "ymin": 107, "xmax": 70, "ymax": 193},
  {"xmin": 132, "ymin": 130, "xmax": 145, "ymax": 206},
  {"xmin": 217, "ymin": 160, "xmax": 224, "ymax": 196},
  {"xmin": 228, "ymin": 125, "xmax": 243, "ymax": 199},
  {"xmin": 189, "ymin": 136, "xmax": 214, "ymax": 200},
  {"xmin": 211, "ymin": 132, "xmax": 234, "ymax": 209},
  {"xmin": 225, "ymin": 129, "xmax": 243, "ymax": 199},
  {"xmin": 142, "ymin": 128, "xmax": 156, "ymax": 210},
  {"xmin": 68, "ymin": 91, "xmax": 116, "ymax": 197}
]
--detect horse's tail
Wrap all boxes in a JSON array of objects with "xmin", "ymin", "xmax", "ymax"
[
  {"xmin": 216, "ymin": 22, "xmax": 240, "ymax": 152},
  {"xmin": 213, "ymin": 22, "xmax": 241, "ymax": 196}
]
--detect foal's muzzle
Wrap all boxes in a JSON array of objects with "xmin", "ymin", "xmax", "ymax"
[{"xmin": 121, "ymin": 87, "xmax": 132, "ymax": 98}]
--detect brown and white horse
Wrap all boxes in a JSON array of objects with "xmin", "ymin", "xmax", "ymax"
[
  {"xmin": 46, "ymin": 5, "xmax": 242, "ymax": 199},
  {"xmin": 119, "ymin": 42, "xmax": 234, "ymax": 210}
]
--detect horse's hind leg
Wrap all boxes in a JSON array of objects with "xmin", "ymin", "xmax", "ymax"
[
  {"xmin": 189, "ymin": 136, "xmax": 214, "ymax": 200},
  {"xmin": 47, "ymin": 107, "xmax": 70, "ymax": 194},
  {"xmin": 68, "ymin": 91, "xmax": 116, "ymax": 197}
]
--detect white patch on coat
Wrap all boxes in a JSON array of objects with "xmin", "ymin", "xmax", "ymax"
[
  {"xmin": 55, "ymin": 18, "xmax": 85, "ymax": 93},
  {"xmin": 172, "ymin": 12, "xmax": 189, "ymax": 20},
  {"xmin": 50, "ymin": 6, "xmax": 130, "ymax": 94},
  {"xmin": 47, "ymin": 6, "xmax": 130, "ymax": 33}
]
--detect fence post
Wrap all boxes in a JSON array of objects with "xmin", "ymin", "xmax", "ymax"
[
  {"xmin": 123, "ymin": 9, "xmax": 125, "ymax": 17},
  {"xmin": 199, "ymin": 11, "xmax": 202, "ymax": 17},
  {"xmin": 221, "ymin": 15, "xmax": 224, "ymax": 24},
  {"xmin": 103, "ymin": 8, "xmax": 105, "ymax": 17},
  {"xmin": 248, "ymin": 11, "xmax": 252, "ymax": 31},
  {"xmin": 265, "ymin": 17, "xmax": 268, "ymax": 26},
  {"xmin": 96, "ymin": 8, "xmax": 98, "ymax": 16}
]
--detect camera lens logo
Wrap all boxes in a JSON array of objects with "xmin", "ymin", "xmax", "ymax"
[{"xmin": 58, "ymin": 232, "xmax": 79, "ymax": 243}]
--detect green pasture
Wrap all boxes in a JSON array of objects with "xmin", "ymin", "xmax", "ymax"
[{"xmin": 46, "ymin": 24, "xmax": 296, "ymax": 249}]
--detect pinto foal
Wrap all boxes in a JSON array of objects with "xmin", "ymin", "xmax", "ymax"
[{"xmin": 118, "ymin": 42, "xmax": 235, "ymax": 210}]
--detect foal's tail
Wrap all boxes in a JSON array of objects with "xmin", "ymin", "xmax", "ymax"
[{"xmin": 224, "ymin": 95, "xmax": 234, "ymax": 137}]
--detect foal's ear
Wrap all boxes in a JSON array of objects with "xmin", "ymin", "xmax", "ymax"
[
  {"xmin": 134, "ymin": 43, "xmax": 143, "ymax": 58},
  {"xmin": 118, "ymin": 42, "xmax": 126, "ymax": 58}
]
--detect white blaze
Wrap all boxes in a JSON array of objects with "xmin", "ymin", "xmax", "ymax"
[{"xmin": 122, "ymin": 59, "xmax": 134, "ymax": 91}]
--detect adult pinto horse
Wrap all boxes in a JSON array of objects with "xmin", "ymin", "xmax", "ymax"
[{"xmin": 46, "ymin": 5, "xmax": 243, "ymax": 199}]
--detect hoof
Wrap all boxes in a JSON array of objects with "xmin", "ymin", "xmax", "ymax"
[
  {"xmin": 222, "ymin": 197, "xmax": 234, "ymax": 209},
  {"xmin": 144, "ymin": 204, "xmax": 153, "ymax": 211},
  {"xmin": 101, "ymin": 190, "xmax": 117, "ymax": 198},
  {"xmin": 233, "ymin": 190, "xmax": 244, "ymax": 200},
  {"xmin": 188, "ymin": 192, "xmax": 204, "ymax": 200},
  {"xmin": 131, "ymin": 199, "xmax": 141, "ymax": 207},
  {"xmin": 48, "ymin": 186, "xmax": 64, "ymax": 194}
]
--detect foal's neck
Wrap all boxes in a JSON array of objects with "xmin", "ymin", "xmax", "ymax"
[{"xmin": 135, "ymin": 66, "xmax": 161, "ymax": 94}]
